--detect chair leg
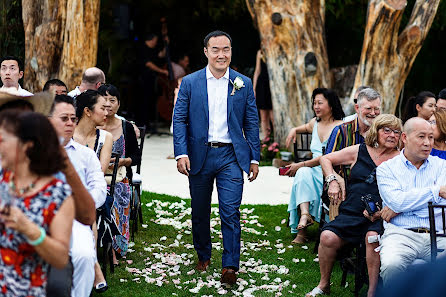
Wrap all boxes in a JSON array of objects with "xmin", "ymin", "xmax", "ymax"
[
  {"xmin": 108, "ymin": 243, "xmax": 114, "ymax": 274},
  {"xmin": 102, "ymin": 245, "xmax": 107, "ymax": 280},
  {"xmin": 137, "ymin": 185, "xmax": 143, "ymax": 224}
]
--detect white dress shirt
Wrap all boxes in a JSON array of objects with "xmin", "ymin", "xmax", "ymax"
[
  {"xmin": 206, "ymin": 66, "xmax": 231, "ymax": 143},
  {"xmin": 68, "ymin": 86, "xmax": 81, "ymax": 98},
  {"xmin": 0, "ymin": 84, "xmax": 33, "ymax": 96}
]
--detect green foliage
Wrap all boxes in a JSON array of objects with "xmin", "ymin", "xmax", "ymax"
[{"xmin": 0, "ymin": 0, "xmax": 24, "ymax": 64}]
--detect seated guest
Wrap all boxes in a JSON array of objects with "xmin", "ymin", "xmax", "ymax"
[
  {"xmin": 285, "ymin": 88, "xmax": 344, "ymax": 244},
  {"xmin": 377, "ymin": 117, "xmax": 446, "ymax": 285},
  {"xmin": 306, "ymin": 114, "xmax": 401, "ymax": 297},
  {"xmin": 429, "ymin": 110, "xmax": 446, "ymax": 158},
  {"xmin": 68, "ymin": 67, "xmax": 106, "ymax": 98},
  {"xmin": 402, "ymin": 91, "xmax": 436, "ymax": 123},
  {"xmin": 49, "ymin": 95, "xmax": 106, "ymax": 296},
  {"xmin": 342, "ymin": 85, "xmax": 371, "ymax": 122},
  {"xmin": 436, "ymin": 88, "xmax": 446, "ymax": 111},
  {"xmin": 98, "ymin": 84, "xmax": 140, "ymax": 264},
  {"xmin": 0, "ymin": 111, "xmax": 74, "ymax": 297},
  {"xmin": 43, "ymin": 78, "xmax": 68, "ymax": 95}
]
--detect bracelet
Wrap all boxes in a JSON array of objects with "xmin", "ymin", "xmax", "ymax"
[
  {"xmin": 303, "ymin": 161, "xmax": 306, "ymax": 167},
  {"xmin": 27, "ymin": 227, "xmax": 46, "ymax": 246},
  {"xmin": 325, "ymin": 174, "xmax": 337, "ymax": 185}
]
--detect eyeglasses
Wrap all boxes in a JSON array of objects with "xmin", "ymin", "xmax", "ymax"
[
  {"xmin": 381, "ymin": 127, "xmax": 401, "ymax": 135},
  {"xmin": 58, "ymin": 116, "xmax": 78, "ymax": 124}
]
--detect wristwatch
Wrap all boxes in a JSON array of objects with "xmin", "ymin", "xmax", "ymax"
[{"xmin": 325, "ymin": 174, "xmax": 337, "ymax": 185}]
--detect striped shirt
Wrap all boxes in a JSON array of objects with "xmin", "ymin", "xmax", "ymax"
[
  {"xmin": 325, "ymin": 117, "xmax": 364, "ymax": 154},
  {"xmin": 377, "ymin": 150, "xmax": 446, "ymax": 230}
]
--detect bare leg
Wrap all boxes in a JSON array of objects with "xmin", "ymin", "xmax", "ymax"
[
  {"xmin": 365, "ymin": 231, "xmax": 380, "ymax": 297},
  {"xmin": 269, "ymin": 110, "xmax": 274, "ymax": 131},
  {"xmin": 92, "ymin": 221, "xmax": 106, "ymax": 287},
  {"xmin": 298, "ymin": 202, "xmax": 311, "ymax": 226},
  {"xmin": 292, "ymin": 228, "xmax": 307, "ymax": 244},
  {"xmin": 259, "ymin": 109, "xmax": 271, "ymax": 138},
  {"xmin": 316, "ymin": 230, "xmax": 345, "ymax": 291}
]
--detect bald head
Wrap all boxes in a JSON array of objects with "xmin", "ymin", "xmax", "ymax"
[
  {"xmin": 403, "ymin": 117, "xmax": 431, "ymax": 135},
  {"xmin": 80, "ymin": 67, "xmax": 105, "ymax": 90}
]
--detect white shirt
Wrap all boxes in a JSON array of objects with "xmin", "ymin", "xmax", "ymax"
[
  {"xmin": 206, "ymin": 66, "xmax": 231, "ymax": 143},
  {"xmin": 0, "ymin": 84, "xmax": 33, "ymax": 96},
  {"xmin": 343, "ymin": 113, "xmax": 357, "ymax": 122},
  {"xmin": 68, "ymin": 86, "xmax": 81, "ymax": 98}
]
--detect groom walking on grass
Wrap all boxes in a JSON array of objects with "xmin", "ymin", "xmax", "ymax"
[{"xmin": 173, "ymin": 30, "xmax": 260, "ymax": 285}]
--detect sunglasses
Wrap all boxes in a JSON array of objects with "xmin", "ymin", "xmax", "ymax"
[{"xmin": 58, "ymin": 116, "xmax": 78, "ymax": 124}]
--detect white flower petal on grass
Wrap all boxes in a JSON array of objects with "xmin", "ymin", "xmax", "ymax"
[
  {"xmin": 314, "ymin": 257, "xmax": 319, "ymax": 262},
  {"xmin": 274, "ymin": 226, "xmax": 281, "ymax": 232},
  {"xmin": 142, "ymin": 224, "xmax": 148, "ymax": 228},
  {"xmin": 301, "ymin": 245, "xmax": 308, "ymax": 250},
  {"xmin": 218, "ymin": 288, "xmax": 227, "ymax": 295},
  {"xmin": 160, "ymin": 236, "xmax": 167, "ymax": 241},
  {"xmin": 301, "ymin": 259, "xmax": 306, "ymax": 262},
  {"xmin": 277, "ymin": 248, "xmax": 286, "ymax": 254},
  {"xmin": 292, "ymin": 258, "xmax": 300, "ymax": 263},
  {"xmin": 187, "ymin": 269, "xmax": 195, "ymax": 275},
  {"xmin": 281, "ymin": 219, "xmax": 286, "ymax": 225},
  {"xmin": 120, "ymin": 278, "xmax": 127, "ymax": 282}
]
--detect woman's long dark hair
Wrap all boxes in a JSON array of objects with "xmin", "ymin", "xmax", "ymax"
[
  {"xmin": 311, "ymin": 88, "xmax": 345, "ymax": 121},
  {"xmin": 402, "ymin": 91, "xmax": 436, "ymax": 123},
  {"xmin": 75, "ymin": 89, "xmax": 103, "ymax": 120}
]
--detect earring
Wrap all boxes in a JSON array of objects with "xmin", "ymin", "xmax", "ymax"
[{"xmin": 373, "ymin": 142, "xmax": 379, "ymax": 148}]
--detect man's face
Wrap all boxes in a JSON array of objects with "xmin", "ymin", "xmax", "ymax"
[
  {"xmin": 437, "ymin": 99, "xmax": 446, "ymax": 111},
  {"xmin": 50, "ymin": 103, "xmax": 77, "ymax": 141},
  {"xmin": 0, "ymin": 60, "xmax": 23, "ymax": 88},
  {"xmin": 48, "ymin": 84, "xmax": 68, "ymax": 95},
  {"xmin": 402, "ymin": 121, "xmax": 434, "ymax": 163},
  {"xmin": 355, "ymin": 98, "xmax": 381, "ymax": 127},
  {"xmin": 204, "ymin": 36, "xmax": 231, "ymax": 74}
]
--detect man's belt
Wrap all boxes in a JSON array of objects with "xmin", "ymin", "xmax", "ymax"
[
  {"xmin": 207, "ymin": 142, "xmax": 232, "ymax": 148},
  {"xmin": 408, "ymin": 228, "xmax": 430, "ymax": 233}
]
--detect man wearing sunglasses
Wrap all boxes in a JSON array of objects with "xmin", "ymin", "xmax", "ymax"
[{"xmin": 48, "ymin": 95, "xmax": 106, "ymax": 296}]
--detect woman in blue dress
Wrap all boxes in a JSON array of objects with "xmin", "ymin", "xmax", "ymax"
[
  {"xmin": 285, "ymin": 88, "xmax": 345, "ymax": 244},
  {"xmin": 429, "ymin": 110, "xmax": 446, "ymax": 159}
]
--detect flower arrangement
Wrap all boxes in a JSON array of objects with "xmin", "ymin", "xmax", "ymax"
[{"xmin": 260, "ymin": 137, "xmax": 280, "ymax": 163}]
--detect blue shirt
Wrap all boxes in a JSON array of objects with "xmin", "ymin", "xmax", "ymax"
[
  {"xmin": 431, "ymin": 148, "xmax": 446, "ymax": 160},
  {"xmin": 377, "ymin": 150, "xmax": 446, "ymax": 230},
  {"xmin": 61, "ymin": 139, "xmax": 106, "ymax": 208}
]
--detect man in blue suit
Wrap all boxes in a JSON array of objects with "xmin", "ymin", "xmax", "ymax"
[{"xmin": 173, "ymin": 30, "xmax": 260, "ymax": 285}]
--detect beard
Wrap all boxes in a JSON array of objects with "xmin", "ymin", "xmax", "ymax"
[{"xmin": 359, "ymin": 114, "xmax": 374, "ymax": 127}]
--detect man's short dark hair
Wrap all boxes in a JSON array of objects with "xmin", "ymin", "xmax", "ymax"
[
  {"xmin": 43, "ymin": 79, "xmax": 67, "ymax": 92},
  {"xmin": 438, "ymin": 88, "xmax": 446, "ymax": 100},
  {"xmin": 0, "ymin": 55, "xmax": 23, "ymax": 71},
  {"xmin": 49, "ymin": 94, "xmax": 75, "ymax": 115},
  {"xmin": 203, "ymin": 31, "xmax": 232, "ymax": 48}
]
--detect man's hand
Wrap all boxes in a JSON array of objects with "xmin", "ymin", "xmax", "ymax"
[
  {"xmin": 248, "ymin": 164, "xmax": 259, "ymax": 182},
  {"xmin": 177, "ymin": 157, "xmax": 190, "ymax": 176},
  {"xmin": 380, "ymin": 206, "xmax": 398, "ymax": 223},
  {"xmin": 363, "ymin": 209, "xmax": 382, "ymax": 222}
]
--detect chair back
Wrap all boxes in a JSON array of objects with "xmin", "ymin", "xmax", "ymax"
[
  {"xmin": 136, "ymin": 125, "xmax": 146, "ymax": 174},
  {"xmin": 293, "ymin": 132, "xmax": 312, "ymax": 163},
  {"xmin": 105, "ymin": 152, "xmax": 120, "ymax": 197},
  {"xmin": 428, "ymin": 202, "xmax": 446, "ymax": 262}
]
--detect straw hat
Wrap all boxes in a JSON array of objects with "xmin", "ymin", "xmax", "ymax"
[{"xmin": 0, "ymin": 90, "xmax": 55, "ymax": 115}]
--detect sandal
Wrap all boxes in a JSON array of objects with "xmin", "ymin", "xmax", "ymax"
[
  {"xmin": 298, "ymin": 213, "xmax": 314, "ymax": 230},
  {"xmin": 94, "ymin": 281, "xmax": 108, "ymax": 293},
  {"xmin": 305, "ymin": 286, "xmax": 330, "ymax": 296},
  {"xmin": 291, "ymin": 234, "xmax": 308, "ymax": 244}
]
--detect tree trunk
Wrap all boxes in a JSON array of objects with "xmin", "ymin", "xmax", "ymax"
[
  {"xmin": 352, "ymin": 0, "xmax": 441, "ymax": 114},
  {"xmin": 246, "ymin": 0, "xmax": 331, "ymax": 146},
  {"xmin": 22, "ymin": 0, "xmax": 100, "ymax": 92}
]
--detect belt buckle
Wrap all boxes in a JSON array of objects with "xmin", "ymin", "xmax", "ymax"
[{"xmin": 209, "ymin": 142, "xmax": 219, "ymax": 148}]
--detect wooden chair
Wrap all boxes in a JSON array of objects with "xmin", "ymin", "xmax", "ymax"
[
  {"xmin": 293, "ymin": 132, "xmax": 313, "ymax": 163},
  {"xmin": 130, "ymin": 125, "xmax": 146, "ymax": 241},
  {"xmin": 428, "ymin": 202, "xmax": 446, "ymax": 262},
  {"xmin": 97, "ymin": 152, "xmax": 120, "ymax": 279}
]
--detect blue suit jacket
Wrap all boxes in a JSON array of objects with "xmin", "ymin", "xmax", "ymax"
[{"xmin": 173, "ymin": 67, "xmax": 260, "ymax": 175}]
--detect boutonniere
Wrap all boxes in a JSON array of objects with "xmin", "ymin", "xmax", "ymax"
[{"xmin": 230, "ymin": 76, "xmax": 245, "ymax": 96}]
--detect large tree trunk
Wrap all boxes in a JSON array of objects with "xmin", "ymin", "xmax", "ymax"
[
  {"xmin": 246, "ymin": 0, "xmax": 331, "ymax": 146},
  {"xmin": 22, "ymin": 0, "xmax": 100, "ymax": 92},
  {"xmin": 352, "ymin": 0, "xmax": 441, "ymax": 114}
]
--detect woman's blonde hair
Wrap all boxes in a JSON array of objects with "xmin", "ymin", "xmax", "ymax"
[
  {"xmin": 365, "ymin": 114, "xmax": 402, "ymax": 147},
  {"xmin": 434, "ymin": 110, "xmax": 446, "ymax": 141}
]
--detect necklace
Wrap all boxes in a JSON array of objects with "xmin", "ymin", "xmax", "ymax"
[{"xmin": 9, "ymin": 175, "xmax": 40, "ymax": 196}]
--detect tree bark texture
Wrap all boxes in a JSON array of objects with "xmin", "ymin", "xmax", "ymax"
[
  {"xmin": 22, "ymin": 0, "xmax": 100, "ymax": 92},
  {"xmin": 353, "ymin": 0, "xmax": 441, "ymax": 114},
  {"xmin": 246, "ymin": 0, "xmax": 331, "ymax": 146}
]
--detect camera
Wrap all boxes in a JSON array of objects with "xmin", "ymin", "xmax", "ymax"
[
  {"xmin": 279, "ymin": 167, "xmax": 289, "ymax": 176},
  {"xmin": 361, "ymin": 194, "xmax": 380, "ymax": 215}
]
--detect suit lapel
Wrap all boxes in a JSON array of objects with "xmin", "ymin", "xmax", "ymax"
[
  {"xmin": 199, "ymin": 68, "xmax": 209, "ymax": 122},
  {"xmin": 227, "ymin": 69, "xmax": 234, "ymax": 121}
]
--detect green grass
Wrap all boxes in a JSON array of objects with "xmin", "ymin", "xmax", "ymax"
[{"xmin": 91, "ymin": 192, "xmax": 361, "ymax": 297}]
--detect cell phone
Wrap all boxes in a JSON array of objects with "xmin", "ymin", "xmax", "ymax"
[
  {"xmin": 361, "ymin": 194, "xmax": 379, "ymax": 215},
  {"xmin": 279, "ymin": 167, "xmax": 288, "ymax": 176}
]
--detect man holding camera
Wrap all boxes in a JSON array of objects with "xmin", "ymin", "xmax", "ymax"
[{"xmin": 377, "ymin": 117, "xmax": 446, "ymax": 285}]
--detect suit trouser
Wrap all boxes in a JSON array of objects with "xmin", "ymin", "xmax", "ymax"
[
  {"xmin": 380, "ymin": 223, "xmax": 446, "ymax": 286},
  {"xmin": 71, "ymin": 220, "xmax": 96, "ymax": 297},
  {"xmin": 189, "ymin": 145, "xmax": 244, "ymax": 270}
]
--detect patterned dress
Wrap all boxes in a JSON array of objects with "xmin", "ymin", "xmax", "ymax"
[
  {"xmin": 110, "ymin": 135, "xmax": 131, "ymax": 256},
  {"xmin": 0, "ymin": 171, "xmax": 71, "ymax": 297}
]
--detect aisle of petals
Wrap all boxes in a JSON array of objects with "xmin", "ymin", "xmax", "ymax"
[{"xmin": 122, "ymin": 199, "xmax": 319, "ymax": 296}]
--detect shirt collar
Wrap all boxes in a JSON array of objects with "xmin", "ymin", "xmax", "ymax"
[
  {"xmin": 206, "ymin": 66, "xmax": 229, "ymax": 80},
  {"xmin": 64, "ymin": 138, "xmax": 77, "ymax": 150},
  {"xmin": 400, "ymin": 149, "xmax": 430, "ymax": 169}
]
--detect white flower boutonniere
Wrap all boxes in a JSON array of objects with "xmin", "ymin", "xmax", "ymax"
[{"xmin": 230, "ymin": 76, "xmax": 245, "ymax": 96}]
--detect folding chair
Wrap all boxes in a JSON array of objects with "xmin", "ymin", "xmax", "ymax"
[
  {"xmin": 130, "ymin": 125, "xmax": 146, "ymax": 240},
  {"xmin": 293, "ymin": 132, "xmax": 313, "ymax": 163},
  {"xmin": 428, "ymin": 202, "xmax": 446, "ymax": 262},
  {"xmin": 97, "ymin": 152, "xmax": 120, "ymax": 279}
]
